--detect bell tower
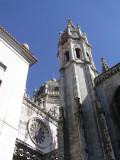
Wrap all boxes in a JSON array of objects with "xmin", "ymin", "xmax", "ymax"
[{"xmin": 57, "ymin": 20, "xmax": 104, "ymax": 160}]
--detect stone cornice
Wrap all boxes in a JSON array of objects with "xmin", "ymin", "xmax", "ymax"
[
  {"xmin": 95, "ymin": 62, "xmax": 120, "ymax": 86},
  {"xmin": 58, "ymin": 35, "xmax": 92, "ymax": 49},
  {"xmin": 59, "ymin": 59, "xmax": 97, "ymax": 72},
  {"xmin": 13, "ymin": 138, "xmax": 58, "ymax": 160},
  {"xmin": 23, "ymin": 94, "xmax": 58, "ymax": 126},
  {"xmin": 16, "ymin": 138, "xmax": 44, "ymax": 154}
]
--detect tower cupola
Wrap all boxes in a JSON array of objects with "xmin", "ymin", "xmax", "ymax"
[
  {"xmin": 57, "ymin": 19, "xmax": 96, "ymax": 72},
  {"xmin": 58, "ymin": 19, "xmax": 91, "ymax": 47}
]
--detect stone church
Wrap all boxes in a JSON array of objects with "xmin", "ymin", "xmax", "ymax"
[{"xmin": 0, "ymin": 20, "xmax": 120, "ymax": 160}]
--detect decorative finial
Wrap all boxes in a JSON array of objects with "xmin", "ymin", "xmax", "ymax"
[
  {"xmin": 100, "ymin": 57, "xmax": 109, "ymax": 73},
  {"xmin": 33, "ymin": 88, "xmax": 37, "ymax": 96},
  {"xmin": 67, "ymin": 19, "xmax": 71, "ymax": 28},
  {"xmin": 45, "ymin": 80, "xmax": 48, "ymax": 84},
  {"xmin": 34, "ymin": 88, "xmax": 37, "ymax": 93},
  {"xmin": 77, "ymin": 24, "xmax": 80, "ymax": 29},
  {"xmin": 59, "ymin": 30, "xmax": 62, "ymax": 36},
  {"xmin": 83, "ymin": 31, "xmax": 86, "ymax": 35},
  {"xmin": 33, "ymin": 88, "xmax": 37, "ymax": 100},
  {"xmin": 77, "ymin": 24, "xmax": 82, "ymax": 36},
  {"xmin": 22, "ymin": 43, "xmax": 29, "ymax": 50},
  {"xmin": 51, "ymin": 77, "xmax": 56, "ymax": 82},
  {"xmin": 51, "ymin": 73, "xmax": 56, "ymax": 82},
  {"xmin": 59, "ymin": 30, "xmax": 62, "ymax": 42},
  {"xmin": 82, "ymin": 31, "xmax": 88, "ymax": 42},
  {"xmin": 100, "ymin": 57, "xmax": 104, "ymax": 61},
  {"xmin": 67, "ymin": 19, "xmax": 71, "ymax": 23},
  {"xmin": 67, "ymin": 19, "xmax": 72, "ymax": 35}
]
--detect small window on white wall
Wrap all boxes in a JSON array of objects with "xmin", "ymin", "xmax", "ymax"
[{"xmin": 0, "ymin": 61, "xmax": 7, "ymax": 72}]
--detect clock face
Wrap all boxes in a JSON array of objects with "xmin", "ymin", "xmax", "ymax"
[{"xmin": 28, "ymin": 117, "xmax": 51, "ymax": 148}]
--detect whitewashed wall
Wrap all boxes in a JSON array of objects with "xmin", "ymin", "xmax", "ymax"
[{"xmin": 0, "ymin": 38, "xmax": 29, "ymax": 160}]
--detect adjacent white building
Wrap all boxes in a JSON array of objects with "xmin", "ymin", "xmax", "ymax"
[{"xmin": 0, "ymin": 27, "xmax": 37, "ymax": 160}]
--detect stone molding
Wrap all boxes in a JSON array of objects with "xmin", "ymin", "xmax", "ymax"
[
  {"xmin": 23, "ymin": 94, "xmax": 58, "ymax": 126},
  {"xmin": 13, "ymin": 138, "xmax": 58, "ymax": 160},
  {"xmin": 58, "ymin": 35, "xmax": 91, "ymax": 49},
  {"xmin": 95, "ymin": 100, "xmax": 115, "ymax": 160},
  {"xmin": 95, "ymin": 63, "xmax": 120, "ymax": 86}
]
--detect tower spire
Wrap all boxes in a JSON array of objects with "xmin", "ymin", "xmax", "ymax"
[{"xmin": 100, "ymin": 57, "xmax": 109, "ymax": 73}]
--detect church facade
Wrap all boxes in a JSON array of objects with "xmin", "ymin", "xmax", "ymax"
[{"xmin": 0, "ymin": 20, "xmax": 120, "ymax": 160}]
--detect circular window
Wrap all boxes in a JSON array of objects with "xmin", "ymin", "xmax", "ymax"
[{"xmin": 28, "ymin": 117, "xmax": 51, "ymax": 148}]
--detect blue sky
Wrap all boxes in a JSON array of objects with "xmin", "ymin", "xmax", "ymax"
[{"xmin": 0, "ymin": 0, "xmax": 120, "ymax": 97}]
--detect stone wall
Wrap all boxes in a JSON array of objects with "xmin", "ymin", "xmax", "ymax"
[{"xmin": 95, "ymin": 64, "xmax": 120, "ymax": 160}]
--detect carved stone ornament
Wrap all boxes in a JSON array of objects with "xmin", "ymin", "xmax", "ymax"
[{"xmin": 28, "ymin": 117, "xmax": 52, "ymax": 148}]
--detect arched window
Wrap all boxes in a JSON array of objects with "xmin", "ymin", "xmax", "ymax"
[
  {"xmin": 64, "ymin": 51, "xmax": 69, "ymax": 63},
  {"xmin": 75, "ymin": 48, "xmax": 81, "ymax": 59}
]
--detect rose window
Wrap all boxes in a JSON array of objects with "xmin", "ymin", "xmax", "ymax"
[{"xmin": 28, "ymin": 117, "xmax": 51, "ymax": 148}]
